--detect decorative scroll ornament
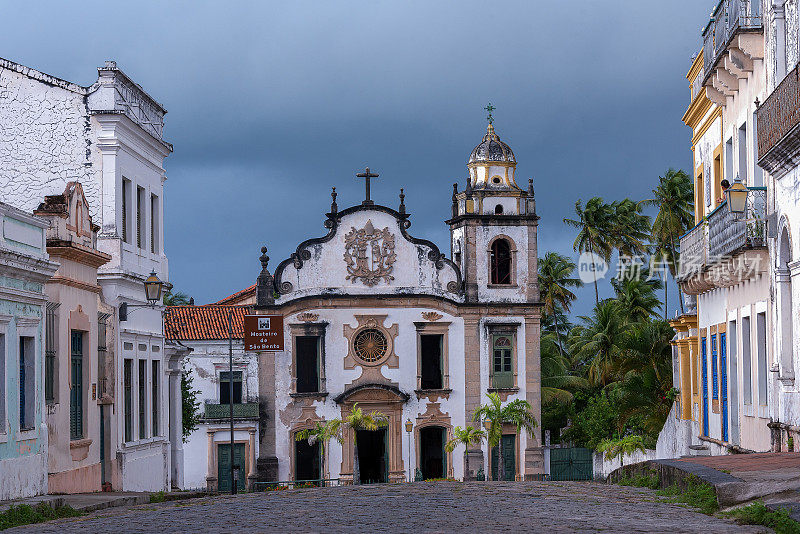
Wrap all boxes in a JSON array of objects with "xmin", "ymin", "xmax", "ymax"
[{"xmin": 343, "ymin": 219, "xmax": 396, "ymax": 286}]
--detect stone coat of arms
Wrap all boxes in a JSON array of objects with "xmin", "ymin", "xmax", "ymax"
[{"xmin": 344, "ymin": 219, "xmax": 397, "ymax": 286}]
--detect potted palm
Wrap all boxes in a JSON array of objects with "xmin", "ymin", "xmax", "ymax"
[
  {"xmin": 445, "ymin": 426, "xmax": 486, "ymax": 481},
  {"xmin": 473, "ymin": 392, "xmax": 537, "ymax": 481}
]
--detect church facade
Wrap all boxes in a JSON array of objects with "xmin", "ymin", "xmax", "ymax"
[{"xmin": 169, "ymin": 122, "xmax": 543, "ymax": 485}]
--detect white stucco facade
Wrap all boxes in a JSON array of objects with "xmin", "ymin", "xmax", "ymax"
[{"xmin": 0, "ymin": 57, "xmax": 178, "ymax": 491}]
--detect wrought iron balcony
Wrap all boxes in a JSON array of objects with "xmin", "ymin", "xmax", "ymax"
[
  {"xmin": 678, "ymin": 187, "xmax": 767, "ymax": 295},
  {"xmin": 707, "ymin": 187, "xmax": 767, "ymax": 260},
  {"xmin": 757, "ymin": 64, "xmax": 800, "ymax": 177},
  {"xmin": 203, "ymin": 402, "xmax": 260, "ymax": 420},
  {"xmin": 677, "ymin": 221, "xmax": 707, "ymax": 282},
  {"xmin": 702, "ymin": 0, "xmax": 762, "ymax": 84}
]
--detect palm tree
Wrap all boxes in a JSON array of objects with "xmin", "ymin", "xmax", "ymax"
[
  {"xmin": 569, "ymin": 300, "xmax": 627, "ymax": 387},
  {"xmin": 609, "ymin": 199, "xmax": 652, "ymax": 258},
  {"xmin": 472, "ymin": 392, "xmax": 537, "ymax": 482},
  {"xmin": 343, "ymin": 404, "xmax": 389, "ymax": 485},
  {"xmin": 541, "ymin": 333, "xmax": 588, "ymax": 405},
  {"xmin": 294, "ymin": 404, "xmax": 388, "ymax": 485},
  {"xmin": 444, "ymin": 426, "xmax": 486, "ymax": 480},
  {"xmin": 295, "ymin": 420, "xmax": 341, "ymax": 481},
  {"xmin": 614, "ymin": 320, "xmax": 675, "ymax": 435},
  {"xmin": 164, "ymin": 290, "xmax": 191, "ymax": 306},
  {"xmin": 641, "ymin": 169, "xmax": 694, "ymax": 316},
  {"xmin": 563, "ymin": 198, "xmax": 614, "ymax": 304},
  {"xmin": 610, "ymin": 273, "xmax": 663, "ymax": 323},
  {"xmin": 596, "ymin": 435, "xmax": 646, "ymax": 468},
  {"xmin": 539, "ymin": 252, "xmax": 582, "ymax": 354}
]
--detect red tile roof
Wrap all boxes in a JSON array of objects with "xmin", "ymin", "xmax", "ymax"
[
  {"xmin": 164, "ymin": 305, "xmax": 252, "ymax": 341},
  {"xmin": 213, "ymin": 284, "xmax": 256, "ymax": 305}
]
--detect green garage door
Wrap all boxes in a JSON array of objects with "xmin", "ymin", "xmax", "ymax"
[{"xmin": 549, "ymin": 447, "xmax": 593, "ymax": 481}]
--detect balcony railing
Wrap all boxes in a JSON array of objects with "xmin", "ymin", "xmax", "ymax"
[
  {"xmin": 757, "ymin": 64, "xmax": 800, "ymax": 175},
  {"xmin": 678, "ymin": 220, "xmax": 708, "ymax": 281},
  {"xmin": 708, "ymin": 187, "xmax": 767, "ymax": 260},
  {"xmin": 203, "ymin": 402, "xmax": 260, "ymax": 420},
  {"xmin": 702, "ymin": 0, "xmax": 762, "ymax": 82},
  {"xmin": 678, "ymin": 187, "xmax": 766, "ymax": 286}
]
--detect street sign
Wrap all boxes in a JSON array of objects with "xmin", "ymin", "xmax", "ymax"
[{"xmin": 244, "ymin": 315, "xmax": 284, "ymax": 351}]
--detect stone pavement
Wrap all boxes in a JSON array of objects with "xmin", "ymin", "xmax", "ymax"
[{"xmin": 6, "ymin": 481, "xmax": 766, "ymax": 533}]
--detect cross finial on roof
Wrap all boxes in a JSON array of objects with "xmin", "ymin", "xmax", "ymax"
[
  {"xmin": 356, "ymin": 167, "xmax": 380, "ymax": 206},
  {"xmin": 485, "ymin": 102, "xmax": 496, "ymax": 125}
]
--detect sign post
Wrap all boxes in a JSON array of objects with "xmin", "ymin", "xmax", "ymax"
[{"xmin": 244, "ymin": 315, "xmax": 285, "ymax": 352}]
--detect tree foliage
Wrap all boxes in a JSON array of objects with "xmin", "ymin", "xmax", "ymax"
[{"xmin": 181, "ymin": 363, "xmax": 201, "ymax": 442}]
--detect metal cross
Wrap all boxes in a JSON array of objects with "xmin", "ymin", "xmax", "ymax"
[
  {"xmin": 356, "ymin": 167, "xmax": 380, "ymax": 205},
  {"xmin": 485, "ymin": 102, "xmax": 496, "ymax": 125}
]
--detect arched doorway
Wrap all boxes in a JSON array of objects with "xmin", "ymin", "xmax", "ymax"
[
  {"xmin": 778, "ymin": 226, "xmax": 794, "ymax": 380},
  {"xmin": 419, "ymin": 426, "xmax": 446, "ymax": 479},
  {"xmin": 334, "ymin": 384, "xmax": 409, "ymax": 484},
  {"xmin": 294, "ymin": 436, "xmax": 321, "ymax": 482}
]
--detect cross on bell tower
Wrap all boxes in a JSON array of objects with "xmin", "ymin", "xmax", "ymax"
[
  {"xmin": 485, "ymin": 102, "xmax": 496, "ymax": 125},
  {"xmin": 356, "ymin": 167, "xmax": 380, "ymax": 206}
]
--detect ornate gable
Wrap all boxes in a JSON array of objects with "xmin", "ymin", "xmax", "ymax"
[{"xmin": 273, "ymin": 201, "xmax": 462, "ymax": 301}]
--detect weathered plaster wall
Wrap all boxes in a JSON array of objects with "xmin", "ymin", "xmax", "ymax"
[
  {"xmin": 0, "ymin": 65, "xmax": 99, "ymax": 217},
  {"xmin": 273, "ymin": 307, "xmax": 467, "ymax": 481}
]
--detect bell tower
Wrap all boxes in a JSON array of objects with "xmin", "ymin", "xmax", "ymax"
[{"xmin": 447, "ymin": 119, "xmax": 539, "ymax": 304}]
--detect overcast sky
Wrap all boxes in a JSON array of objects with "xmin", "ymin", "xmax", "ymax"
[{"xmin": 1, "ymin": 1, "xmax": 713, "ymax": 318}]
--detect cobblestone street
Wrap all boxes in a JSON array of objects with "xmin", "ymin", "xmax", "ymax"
[{"xmin": 8, "ymin": 481, "xmax": 768, "ymax": 533}]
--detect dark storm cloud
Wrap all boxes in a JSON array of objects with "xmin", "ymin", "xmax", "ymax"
[{"xmin": 0, "ymin": 1, "xmax": 712, "ymax": 316}]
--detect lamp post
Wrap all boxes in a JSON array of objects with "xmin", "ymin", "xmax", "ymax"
[
  {"xmin": 725, "ymin": 175, "xmax": 749, "ymax": 219},
  {"xmin": 483, "ymin": 419, "xmax": 492, "ymax": 480},
  {"xmin": 405, "ymin": 419, "xmax": 413, "ymax": 483},
  {"xmin": 119, "ymin": 271, "xmax": 166, "ymax": 321}
]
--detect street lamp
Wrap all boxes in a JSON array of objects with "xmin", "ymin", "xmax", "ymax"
[
  {"xmin": 725, "ymin": 175, "xmax": 749, "ymax": 218},
  {"xmin": 405, "ymin": 419, "xmax": 413, "ymax": 483},
  {"xmin": 119, "ymin": 271, "xmax": 167, "ymax": 321},
  {"xmin": 483, "ymin": 419, "xmax": 492, "ymax": 480}
]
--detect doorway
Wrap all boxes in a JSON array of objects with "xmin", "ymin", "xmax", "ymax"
[
  {"xmin": 419, "ymin": 426, "xmax": 446, "ymax": 479},
  {"xmin": 295, "ymin": 438, "xmax": 321, "ymax": 482},
  {"xmin": 356, "ymin": 429, "xmax": 387, "ymax": 484},
  {"xmin": 491, "ymin": 434, "xmax": 516, "ymax": 481},
  {"xmin": 217, "ymin": 443, "xmax": 246, "ymax": 492}
]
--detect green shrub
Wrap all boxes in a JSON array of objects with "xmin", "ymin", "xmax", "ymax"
[
  {"xmin": 149, "ymin": 491, "xmax": 166, "ymax": 503},
  {"xmin": 0, "ymin": 503, "xmax": 82, "ymax": 530},
  {"xmin": 656, "ymin": 476, "xmax": 717, "ymax": 515},
  {"xmin": 723, "ymin": 501, "xmax": 800, "ymax": 534}
]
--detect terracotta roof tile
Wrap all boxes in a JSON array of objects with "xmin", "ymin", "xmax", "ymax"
[
  {"xmin": 164, "ymin": 305, "xmax": 252, "ymax": 341},
  {"xmin": 213, "ymin": 284, "xmax": 256, "ymax": 305}
]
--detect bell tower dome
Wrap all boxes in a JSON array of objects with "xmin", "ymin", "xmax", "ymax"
[
  {"xmin": 468, "ymin": 123, "xmax": 518, "ymax": 190},
  {"xmin": 447, "ymin": 116, "xmax": 538, "ymax": 304}
]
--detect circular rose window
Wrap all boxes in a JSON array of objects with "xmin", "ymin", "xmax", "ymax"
[{"xmin": 353, "ymin": 328, "xmax": 388, "ymax": 363}]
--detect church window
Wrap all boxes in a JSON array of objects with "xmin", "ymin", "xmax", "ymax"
[
  {"xmin": 494, "ymin": 204, "xmax": 503, "ymax": 215},
  {"xmin": 420, "ymin": 335, "xmax": 443, "ymax": 390},
  {"xmin": 354, "ymin": 329, "xmax": 388, "ymax": 364},
  {"xmin": 490, "ymin": 239, "xmax": 512, "ymax": 285},
  {"xmin": 295, "ymin": 336, "xmax": 321, "ymax": 393},
  {"xmin": 491, "ymin": 334, "xmax": 514, "ymax": 389},
  {"xmin": 220, "ymin": 371, "xmax": 243, "ymax": 404}
]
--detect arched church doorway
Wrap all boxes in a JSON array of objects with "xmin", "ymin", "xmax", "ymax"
[
  {"xmin": 294, "ymin": 438, "xmax": 321, "ymax": 482},
  {"xmin": 419, "ymin": 426, "xmax": 446, "ymax": 479},
  {"xmin": 356, "ymin": 429, "xmax": 387, "ymax": 484}
]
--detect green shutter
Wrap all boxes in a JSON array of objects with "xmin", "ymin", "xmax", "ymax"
[
  {"xmin": 70, "ymin": 331, "xmax": 83, "ymax": 440},
  {"xmin": 491, "ymin": 335, "xmax": 514, "ymax": 388}
]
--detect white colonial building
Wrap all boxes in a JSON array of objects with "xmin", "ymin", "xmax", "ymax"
[
  {"xmin": 167, "ymin": 122, "xmax": 544, "ymax": 487},
  {"xmin": 0, "ymin": 57, "xmax": 180, "ymax": 491}
]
